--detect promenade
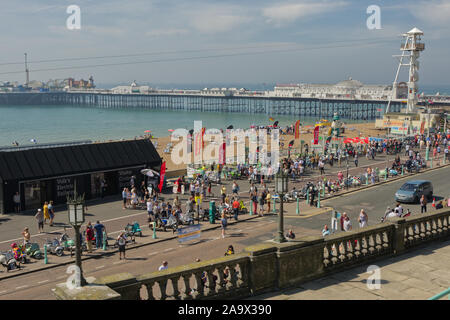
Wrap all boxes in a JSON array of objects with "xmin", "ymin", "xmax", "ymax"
[{"xmin": 254, "ymin": 238, "xmax": 450, "ymax": 300}]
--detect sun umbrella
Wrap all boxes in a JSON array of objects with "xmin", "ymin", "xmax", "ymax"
[
  {"xmin": 140, "ymin": 169, "xmax": 160, "ymax": 177},
  {"xmin": 168, "ymin": 129, "xmax": 174, "ymax": 132},
  {"xmin": 144, "ymin": 130, "xmax": 151, "ymax": 133},
  {"xmin": 227, "ymin": 125, "xmax": 233, "ymax": 130}
]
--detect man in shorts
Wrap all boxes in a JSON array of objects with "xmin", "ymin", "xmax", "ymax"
[
  {"xmin": 35, "ymin": 209, "xmax": 44, "ymax": 233},
  {"xmin": 117, "ymin": 232, "xmax": 127, "ymax": 260}
]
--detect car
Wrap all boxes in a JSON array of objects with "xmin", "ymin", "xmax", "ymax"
[{"xmin": 395, "ymin": 180, "xmax": 433, "ymax": 203}]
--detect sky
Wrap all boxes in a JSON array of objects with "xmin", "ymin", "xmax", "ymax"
[{"xmin": 0, "ymin": 0, "xmax": 449, "ymax": 88}]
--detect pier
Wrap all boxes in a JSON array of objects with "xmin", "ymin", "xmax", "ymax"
[{"xmin": 0, "ymin": 91, "xmax": 410, "ymax": 120}]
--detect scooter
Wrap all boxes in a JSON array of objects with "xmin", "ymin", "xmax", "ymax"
[
  {"xmin": 0, "ymin": 252, "xmax": 20, "ymax": 272},
  {"xmin": 11, "ymin": 243, "xmax": 28, "ymax": 264},
  {"xmin": 23, "ymin": 243, "xmax": 42, "ymax": 260},
  {"xmin": 44, "ymin": 238, "xmax": 65, "ymax": 257}
]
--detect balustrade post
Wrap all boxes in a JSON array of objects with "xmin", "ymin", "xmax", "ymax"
[{"xmin": 392, "ymin": 218, "xmax": 406, "ymax": 254}]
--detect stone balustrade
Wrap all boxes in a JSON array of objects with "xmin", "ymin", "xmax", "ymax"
[{"xmin": 55, "ymin": 208, "xmax": 450, "ymax": 300}]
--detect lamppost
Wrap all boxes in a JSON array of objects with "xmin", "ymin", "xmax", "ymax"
[
  {"xmin": 67, "ymin": 187, "xmax": 87, "ymax": 287},
  {"xmin": 274, "ymin": 169, "xmax": 288, "ymax": 243},
  {"xmin": 346, "ymin": 158, "xmax": 349, "ymax": 190}
]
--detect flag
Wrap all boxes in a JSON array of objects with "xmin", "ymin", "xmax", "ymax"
[
  {"xmin": 432, "ymin": 197, "xmax": 436, "ymax": 208},
  {"xmin": 158, "ymin": 162, "xmax": 166, "ymax": 192},
  {"xmin": 313, "ymin": 126, "xmax": 320, "ymax": 145},
  {"xmin": 269, "ymin": 117, "xmax": 274, "ymax": 122},
  {"xmin": 420, "ymin": 121, "xmax": 425, "ymax": 135},
  {"xmin": 294, "ymin": 120, "xmax": 301, "ymax": 139},
  {"xmin": 219, "ymin": 142, "xmax": 226, "ymax": 165}
]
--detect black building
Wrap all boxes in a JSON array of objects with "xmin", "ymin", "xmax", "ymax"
[{"xmin": 0, "ymin": 139, "xmax": 162, "ymax": 214}]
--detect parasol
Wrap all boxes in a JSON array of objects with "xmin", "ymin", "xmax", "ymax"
[{"xmin": 140, "ymin": 168, "xmax": 160, "ymax": 177}]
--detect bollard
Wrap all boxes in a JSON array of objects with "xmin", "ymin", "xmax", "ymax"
[
  {"xmin": 322, "ymin": 183, "xmax": 325, "ymax": 197},
  {"xmin": 317, "ymin": 191, "xmax": 321, "ymax": 208},
  {"xmin": 384, "ymin": 170, "xmax": 387, "ymax": 181},
  {"xmin": 366, "ymin": 174, "xmax": 369, "ymax": 185},
  {"xmin": 425, "ymin": 147, "xmax": 429, "ymax": 161},
  {"xmin": 102, "ymin": 231, "xmax": 107, "ymax": 250},
  {"xmin": 430, "ymin": 158, "xmax": 433, "ymax": 169},
  {"xmin": 401, "ymin": 165, "xmax": 404, "ymax": 176},
  {"xmin": 306, "ymin": 189, "xmax": 310, "ymax": 204},
  {"xmin": 296, "ymin": 197, "xmax": 300, "ymax": 215},
  {"xmin": 272, "ymin": 198, "xmax": 276, "ymax": 214},
  {"xmin": 44, "ymin": 244, "xmax": 48, "ymax": 264},
  {"xmin": 152, "ymin": 222, "xmax": 157, "ymax": 239},
  {"xmin": 249, "ymin": 201, "xmax": 253, "ymax": 216}
]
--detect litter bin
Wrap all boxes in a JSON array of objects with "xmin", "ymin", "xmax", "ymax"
[{"xmin": 209, "ymin": 201, "xmax": 216, "ymax": 224}]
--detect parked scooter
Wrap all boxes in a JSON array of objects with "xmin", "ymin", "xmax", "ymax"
[
  {"xmin": 44, "ymin": 238, "xmax": 64, "ymax": 257},
  {"xmin": 124, "ymin": 222, "xmax": 143, "ymax": 237},
  {"xmin": 0, "ymin": 251, "xmax": 20, "ymax": 272},
  {"xmin": 23, "ymin": 243, "xmax": 42, "ymax": 260},
  {"xmin": 11, "ymin": 243, "xmax": 28, "ymax": 264}
]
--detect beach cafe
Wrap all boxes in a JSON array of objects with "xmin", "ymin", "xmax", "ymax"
[{"xmin": 0, "ymin": 139, "xmax": 162, "ymax": 214}]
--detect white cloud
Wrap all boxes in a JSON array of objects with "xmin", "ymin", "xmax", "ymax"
[
  {"xmin": 187, "ymin": 6, "xmax": 253, "ymax": 34},
  {"xmin": 146, "ymin": 28, "xmax": 190, "ymax": 37},
  {"xmin": 408, "ymin": 0, "xmax": 450, "ymax": 27},
  {"xmin": 262, "ymin": 1, "xmax": 349, "ymax": 26}
]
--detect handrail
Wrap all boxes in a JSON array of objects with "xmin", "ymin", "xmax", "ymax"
[{"xmin": 428, "ymin": 287, "xmax": 450, "ymax": 300}]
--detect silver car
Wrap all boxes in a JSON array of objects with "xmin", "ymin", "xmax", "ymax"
[{"xmin": 395, "ymin": 180, "xmax": 433, "ymax": 203}]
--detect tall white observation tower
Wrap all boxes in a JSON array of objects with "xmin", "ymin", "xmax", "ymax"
[{"xmin": 388, "ymin": 27, "xmax": 425, "ymax": 114}]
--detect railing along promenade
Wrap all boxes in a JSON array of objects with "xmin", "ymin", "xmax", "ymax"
[{"xmin": 53, "ymin": 208, "xmax": 450, "ymax": 300}]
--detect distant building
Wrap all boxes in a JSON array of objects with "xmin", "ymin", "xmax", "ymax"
[{"xmin": 66, "ymin": 76, "xmax": 95, "ymax": 89}]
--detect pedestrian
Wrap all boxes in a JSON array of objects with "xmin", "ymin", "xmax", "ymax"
[
  {"xmin": 35, "ymin": 209, "xmax": 44, "ymax": 233},
  {"xmin": 343, "ymin": 215, "xmax": 352, "ymax": 231},
  {"xmin": 354, "ymin": 153, "xmax": 358, "ymax": 167},
  {"xmin": 420, "ymin": 195, "xmax": 427, "ymax": 213},
  {"xmin": 94, "ymin": 220, "xmax": 106, "ymax": 249},
  {"xmin": 117, "ymin": 232, "xmax": 127, "ymax": 260},
  {"xmin": 122, "ymin": 188, "xmax": 127, "ymax": 210},
  {"xmin": 232, "ymin": 198, "xmax": 240, "ymax": 221},
  {"xmin": 266, "ymin": 190, "xmax": 272, "ymax": 214},
  {"xmin": 43, "ymin": 201, "xmax": 50, "ymax": 224},
  {"xmin": 22, "ymin": 227, "xmax": 31, "ymax": 245},
  {"xmin": 358, "ymin": 209, "xmax": 368, "ymax": 228},
  {"xmin": 221, "ymin": 211, "xmax": 227, "ymax": 238},
  {"xmin": 85, "ymin": 222, "xmax": 94, "ymax": 253},
  {"xmin": 158, "ymin": 261, "xmax": 168, "ymax": 271},
  {"xmin": 340, "ymin": 212, "xmax": 347, "ymax": 231},
  {"xmin": 251, "ymin": 191, "xmax": 258, "ymax": 214},
  {"xmin": 13, "ymin": 192, "xmax": 20, "ymax": 213},
  {"xmin": 285, "ymin": 229, "xmax": 296, "ymax": 239},
  {"xmin": 48, "ymin": 200, "xmax": 55, "ymax": 226},
  {"xmin": 224, "ymin": 245, "xmax": 235, "ymax": 256},
  {"xmin": 258, "ymin": 191, "xmax": 266, "ymax": 217},
  {"xmin": 322, "ymin": 225, "xmax": 330, "ymax": 237}
]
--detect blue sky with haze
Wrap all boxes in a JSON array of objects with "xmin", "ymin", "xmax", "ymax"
[{"xmin": 1, "ymin": 0, "xmax": 449, "ymax": 88}]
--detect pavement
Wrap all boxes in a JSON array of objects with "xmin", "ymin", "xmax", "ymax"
[{"xmin": 253, "ymin": 238, "xmax": 450, "ymax": 300}]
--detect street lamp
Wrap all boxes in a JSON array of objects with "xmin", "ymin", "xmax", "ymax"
[
  {"xmin": 274, "ymin": 169, "xmax": 288, "ymax": 243},
  {"xmin": 67, "ymin": 186, "xmax": 87, "ymax": 287},
  {"xmin": 346, "ymin": 158, "xmax": 349, "ymax": 190}
]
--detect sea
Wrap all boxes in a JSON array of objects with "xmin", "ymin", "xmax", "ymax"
[{"xmin": 0, "ymin": 83, "xmax": 448, "ymax": 148}]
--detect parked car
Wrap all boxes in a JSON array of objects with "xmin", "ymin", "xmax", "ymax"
[{"xmin": 395, "ymin": 180, "xmax": 433, "ymax": 203}]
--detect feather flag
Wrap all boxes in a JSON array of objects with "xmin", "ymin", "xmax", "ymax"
[
  {"xmin": 158, "ymin": 162, "xmax": 166, "ymax": 192},
  {"xmin": 294, "ymin": 120, "xmax": 301, "ymax": 139}
]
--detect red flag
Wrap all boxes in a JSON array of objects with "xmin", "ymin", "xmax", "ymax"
[
  {"xmin": 420, "ymin": 121, "xmax": 425, "ymax": 135},
  {"xmin": 313, "ymin": 126, "xmax": 320, "ymax": 145},
  {"xmin": 295, "ymin": 120, "xmax": 300, "ymax": 139},
  {"xmin": 158, "ymin": 162, "xmax": 166, "ymax": 192},
  {"xmin": 219, "ymin": 142, "xmax": 226, "ymax": 165},
  {"xmin": 201, "ymin": 127, "xmax": 206, "ymax": 148}
]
